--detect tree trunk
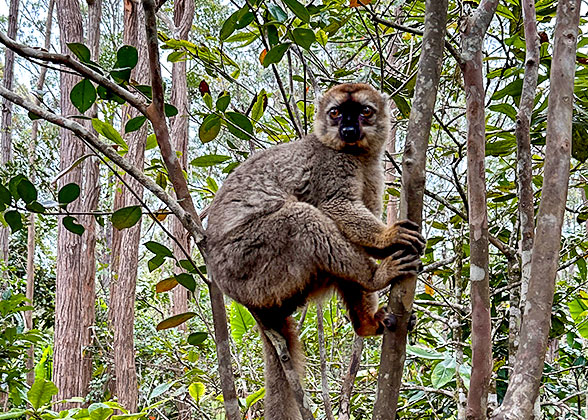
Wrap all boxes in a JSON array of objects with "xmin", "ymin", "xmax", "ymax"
[
  {"xmin": 372, "ymin": 1, "xmax": 447, "ymax": 418},
  {"xmin": 0, "ymin": 0, "xmax": 19, "ymax": 268},
  {"xmin": 169, "ymin": 0, "xmax": 194, "ymax": 326},
  {"xmin": 493, "ymin": 1, "xmax": 580, "ymax": 418},
  {"xmin": 458, "ymin": 2, "xmax": 499, "ymax": 418},
  {"xmin": 25, "ymin": 0, "xmax": 55, "ymax": 386},
  {"xmin": 53, "ymin": 0, "xmax": 98, "ymax": 407},
  {"xmin": 108, "ymin": 0, "xmax": 149, "ymax": 411}
]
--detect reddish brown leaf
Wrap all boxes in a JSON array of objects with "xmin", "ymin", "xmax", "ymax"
[
  {"xmin": 350, "ymin": 0, "xmax": 372, "ymax": 8},
  {"xmin": 199, "ymin": 80, "xmax": 210, "ymax": 96}
]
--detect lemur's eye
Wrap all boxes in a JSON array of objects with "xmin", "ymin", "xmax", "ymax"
[
  {"xmin": 329, "ymin": 108, "xmax": 340, "ymax": 119},
  {"xmin": 360, "ymin": 106, "xmax": 374, "ymax": 118}
]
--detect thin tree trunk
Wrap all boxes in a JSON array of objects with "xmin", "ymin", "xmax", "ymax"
[
  {"xmin": 516, "ymin": 0, "xmax": 539, "ymax": 333},
  {"xmin": 459, "ymin": 2, "xmax": 499, "ymax": 418},
  {"xmin": 170, "ymin": 0, "xmax": 194, "ymax": 325},
  {"xmin": 493, "ymin": 1, "xmax": 580, "ymax": 418},
  {"xmin": 108, "ymin": 0, "xmax": 149, "ymax": 411},
  {"xmin": 373, "ymin": 1, "xmax": 447, "ymax": 418},
  {"xmin": 0, "ymin": 0, "xmax": 19, "ymax": 267},
  {"xmin": 25, "ymin": 0, "xmax": 55, "ymax": 386},
  {"xmin": 54, "ymin": 0, "xmax": 97, "ymax": 407},
  {"xmin": 79, "ymin": 0, "xmax": 102, "ymax": 395}
]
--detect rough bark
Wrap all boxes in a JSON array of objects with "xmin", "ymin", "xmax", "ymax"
[
  {"xmin": 492, "ymin": 1, "xmax": 580, "ymax": 418},
  {"xmin": 25, "ymin": 0, "xmax": 55, "ymax": 386},
  {"xmin": 54, "ymin": 0, "xmax": 98, "ymax": 406},
  {"xmin": 79, "ymin": 0, "xmax": 102, "ymax": 396},
  {"xmin": 169, "ymin": 0, "xmax": 194, "ymax": 325},
  {"xmin": 459, "ymin": 2, "xmax": 499, "ymax": 418},
  {"xmin": 516, "ymin": 0, "xmax": 540, "ymax": 328},
  {"xmin": 372, "ymin": 1, "xmax": 447, "ymax": 418},
  {"xmin": 142, "ymin": 1, "xmax": 240, "ymax": 418},
  {"xmin": 0, "ymin": 0, "xmax": 19, "ymax": 267},
  {"xmin": 108, "ymin": 0, "xmax": 148, "ymax": 411}
]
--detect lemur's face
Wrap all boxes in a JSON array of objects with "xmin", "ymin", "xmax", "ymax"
[{"xmin": 314, "ymin": 83, "xmax": 390, "ymax": 154}]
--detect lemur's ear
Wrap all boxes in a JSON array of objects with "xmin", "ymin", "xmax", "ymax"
[{"xmin": 382, "ymin": 92, "xmax": 392, "ymax": 107}]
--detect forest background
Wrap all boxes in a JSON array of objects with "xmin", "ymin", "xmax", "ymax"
[{"xmin": 0, "ymin": 0, "xmax": 587, "ymax": 419}]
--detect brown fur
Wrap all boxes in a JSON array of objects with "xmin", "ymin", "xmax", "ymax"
[{"xmin": 205, "ymin": 83, "xmax": 424, "ymax": 419}]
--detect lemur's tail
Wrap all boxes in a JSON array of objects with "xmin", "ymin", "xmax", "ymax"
[{"xmin": 258, "ymin": 316, "xmax": 304, "ymax": 420}]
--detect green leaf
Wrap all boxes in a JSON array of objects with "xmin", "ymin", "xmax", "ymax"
[
  {"xmin": 226, "ymin": 112, "xmax": 253, "ymax": 140},
  {"xmin": 96, "ymin": 86, "xmax": 125, "ymax": 104},
  {"xmin": 89, "ymin": 403, "xmax": 114, "ymax": 420},
  {"xmin": 486, "ymin": 138, "xmax": 516, "ymax": 157},
  {"xmin": 191, "ymin": 154, "xmax": 231, "ymax": 167},
  {"xmin": 283, "ymin": 0, "xmax": 310, "ymax": 22},
  {"xmin": 431, "ymin": 358, "xmax": 456, "ymax": 389},
  {"xmin": 188, "ymin": 382, "xmax": 205, "ymax": 403},
  {"xmin": 0, "ymin": 183, "xmax": 11, "ymax": 208},
  {"xmin": 27, "ymin": 378, "xmax": 58, "ymax": 410},
  {"xmin": 92, "ymin": 119, "xmax": 128, "ymax": 150},
  {"xmin": 176, "ymin": 273, "xmax": 196, "ymax": 292},
  {"xmin": 58, "ymin": 183, "xmax": 81, "ymax": 206},
  {"xmin": 220, "ymin": 11, "xmax": 239, "ymax": 41},
  {"xmin": 164, "ymin": 103, "xmax": 178, "ymax": 117},
  {"xmin": 150, "ymin": 381, "xmax": 174, "ymax": 399},
  {"xmin": 156, "ymin": 312, "xmax": 196, "ymax": 330},
  {"xmin": 491, "ymin": 79, "xmax": 523, "ymax": 100},
  {"xmin": 16, "ymin": 178, "xmax": 37, "ymax": 204},
  {"xmin": 216, "ymin": 93, "xmax": 231, "ymax": 112},
  {"xmin": 146, "ymin": 133, "xmax": 158, "ymax": 150},
  {"xmin": 28, "ymin": 111, "xmax": 42, "ymax": 120},
  {"xmin": 406, "ymin": 345, "xmax": 445, "ymax": 360},
  {"xmin": 67, "ymin": 43, "xmax": 91, "ymax": 62},
  {"xmin": 229, "ymin": 301, "xmax": 256, "ymax": 343},
  {"xmin": 262, "ymin": 43, "xmax": 290, "ymax": 67},
  {"xmin": 167, "ymin": 51, "xmax": 186, "ymax": 62},
  {"xmin": 144, "ymin": 241, "xmax": 173, "ymax": 257},
  {"xmin": 148, "ymin": 255, "xmax": 165, "ymax": 272},
  {"xmin": 292, "ymin": 28, "xmax": 315, "ymax": 50},
  {"xmin": 25, "ymin": 201, "xmax": 45, "ymax": 213},
  {"xmin": 4, "ymin": 210, "xmax": 23, "ymax": 233},
  {"xmin": 316, "ymin": 29, "xmax": 328, "ymax": 47},
  {"xmin": 268, "ymin": 5, "xmax": 288, "ymax": 21},
  {"xmin": 199, "ymin": 114, "xmax": 221, "ymax": 143},
  {"xmin": 63, "ymin": 216, "xmax": 85, "ymax": 235},
  {"xmin": 70, "ymin": 79, "xmax": 97, "ymax": 114},
  {"xmin": 203, "ymin": 93, "xmax": 213, "ymax": 109},
  {"xmin": 489, "ymin": 103, "xmax": 517, "ymax": 121},
  {"xmin": 134, "ymin": 85, "xmax": 153, "ymax": 100},
  {"xmin": 250, "ymin": 91, "xmax": 267, "ymax": 122},
  {"xmin": 245, "ymin": 388, "xmax": 265, "ymax": 409},
  {"xmin": 125, "ymin": 116, "xmax": 147, "ymax": 133},
  {"xmin": 111, "ymin": 205, "xmax": 142, "ymax": 230},
  {"xmin": 0, "ymin": 410, "xmax": 26, "ymax": 419},
  {"xmin": 115, "ymin": 45, "xmax": 138, "ymax": 70},
  {"xmin": 187, "ymin": 332, "xmax": 208, "ymax": 346},
  {"xmin": 391, "ymin": 95, "xmax": 410, "ymax": 118}
]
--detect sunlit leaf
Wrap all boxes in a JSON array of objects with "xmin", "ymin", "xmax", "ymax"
[
  {"xmin": 431, "ymin": 358, "xmax": 456, "ymax": 389},
  {"xmin": 189, "ymin": 382, "xmax": 206, "ymax": 403},
  {"xmin": 27, "ymin": 378, "xmax": 58, "ymax": 410},
  {"xmin": 199, "ymin": 114, "xmax": 221, "ymax": 143},
  {"xmin": 230, "ymin": 301, "xmax": 256, "ymax": 343},
  {"xmin": 292, "ymin": 28, "xmax": 315, "ymax": 50}
]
